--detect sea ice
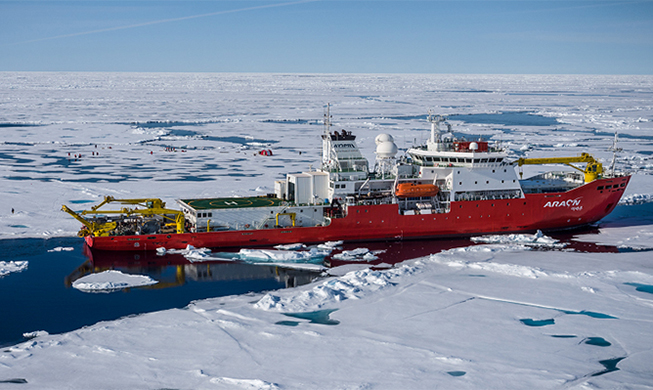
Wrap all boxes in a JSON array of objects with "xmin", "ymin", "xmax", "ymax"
[
  {"xmin": 47, "ymin": 246, "xmax": 74, "ymax": 252},
  {"xmin": 238, "ymin": 248, "xmax": 330, "ymax": 263},
  {"xmin": 0, "ymin": 261, "xmax": 28, "ymax": 277},
  {"xmin": 2, "ymin": 73, "xmax": 653, "ymax": 389},
  {"xmin": 470, "ymin": 230, "xmax": 566, "ymax": 248},
  {"xmin": 72, "ymin": 270, "xmax": 159, "ymax": 293}
]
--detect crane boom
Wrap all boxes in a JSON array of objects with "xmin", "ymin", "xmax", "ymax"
[
  {"xmin": 513, "ymin": 152, "xmax": 603, "ymax": 183},
  {"xmin": 62, "ymin": 197, "xmax": 186, "ymax": 237}
]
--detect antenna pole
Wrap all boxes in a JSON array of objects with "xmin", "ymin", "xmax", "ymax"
[{"xmin": 608, "ymin": 131, "xmax": 621, "ymax": 176}]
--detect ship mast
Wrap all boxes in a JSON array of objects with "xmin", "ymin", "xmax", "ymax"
[
  {"xmin": 321, "ymin": 103, "xmax": 333, "ymax": 170},
  {"xmin": 608, "ymin": 131, "xmax": 622, "ymax": 177},
  {"xmin": 427, "ymin": 111, "xmax": 448, "ymax": 152}
]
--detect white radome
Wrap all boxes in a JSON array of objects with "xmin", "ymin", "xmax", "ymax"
[
  {"xmin": 375, "ymin": 133, "xmax": 395, "ymax": 145},
  {"xmin": 375, "ymin": 140, "xmax": 398, "ymax": 159}
]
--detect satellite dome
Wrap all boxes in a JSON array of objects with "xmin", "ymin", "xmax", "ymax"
[
  {"xmin": 469, "ymin": 142, "xmax": 479, "ymax": 151},
  {"xmin": 375, "ymin": 140, "xmax": 398, "ymax": 159},
  {"xmin": 375, "ymin": 133, "xmax": 395, "ymax": 145}
]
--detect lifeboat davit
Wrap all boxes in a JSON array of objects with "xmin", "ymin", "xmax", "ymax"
[{"xmin": 396, "ymin": 183, "xmax": 439, "ymax": 198}]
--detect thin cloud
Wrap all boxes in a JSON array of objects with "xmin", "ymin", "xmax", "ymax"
[{"xmin": 7, "ymin": 0, "xmax": 318, "ymax": 46}]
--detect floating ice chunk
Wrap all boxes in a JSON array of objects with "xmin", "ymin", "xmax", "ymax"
[
  {"xmin": 47, "ymin": 246, "xmax": 74, "ymax": 252},
  {"xmin": 322, "ymin": 240, "xmax": 343, "ymax": 247},
  {"xmin": 23, "ymin": 330, "xmax": 49, "ymax": 339},
  {"xmin": 157, "ymin": 245, "xmax": 212, "ymax": 261},
  {"xmin": 238, "ymin": 248, "xmax": 329, "ymax": 263},
  {"xmin": 0, "ymin": 261, "xmax": 28, "ymax": 277},
  {"xmin": 72, "ymin": 270, "xmax": 158, "ymax": 293},
  {"xmin": 470, "ymin": 230, "xmax": 565, "ymax": 248},
  {"xmin": 620, "ymin": 193, "xmax": 653, "ymax": 205},
  {"xmin": 274, "ymin": 243, "xmax": 306, "ymax": 250},
  {"xmin": 317, "ymin": 240, "xmax": 343, "ymax": 249},
  {"xmin": 332, "ymin": 247, "xmax": 384, "ymax": 261},
  {"xmin": 332, "ymin": 248, "xmax": 370, "ymax": 260},
  {"xmin": 184, "ymin": 247, "xmax": 214, "ymax": 262}
]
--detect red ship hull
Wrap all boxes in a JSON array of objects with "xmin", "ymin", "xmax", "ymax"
[{"xmin": 85, "ymin": 176, "xmax": 630, "ymax": 251}]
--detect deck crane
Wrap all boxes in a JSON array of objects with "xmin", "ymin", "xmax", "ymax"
[
  {"xmin": 62, "ymin": 196, "xmax": 185, "ymax": 237},
  {"xmin": 512, "ymin": 152, "xmax": 604, "ymax": 183}
]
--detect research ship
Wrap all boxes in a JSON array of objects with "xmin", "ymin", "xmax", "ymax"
[{"xmin": 62, "ymin": 107, "xmax": 630, "ymax": 251}]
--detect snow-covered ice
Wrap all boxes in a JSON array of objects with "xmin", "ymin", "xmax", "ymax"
[
  {"xmin": 1, "ymin": 72, "xmax": 653, "ymax": 388},
  {"xmin": 331, "ymin": 247, "xmax": 385, "ymax": 261},
  {"xmin": 237, "ymin": 248, "xmax": 331, "ymax": 263},
  {"xmin": 471, "ymin": 230, "xmax": 566, "ymax": 248},
  {"xmin": 46, "ymin": 246, "xmax": 74, "ymax": 252},
  {"xmin": 0, "ymin": 261, "xmax": 28, "ymax": 277},
  {"xmin": 72, "ymin": 270, "xmax": 159, "ymax": 293}
]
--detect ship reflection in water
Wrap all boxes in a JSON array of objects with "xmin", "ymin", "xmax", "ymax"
[
  {"xmin": 68, "ymin": 229, "xmax": 622, "ymax": 292},
  {"xmin": 66, "ymin": 245, "xmax": 322, "ymax": 290}
]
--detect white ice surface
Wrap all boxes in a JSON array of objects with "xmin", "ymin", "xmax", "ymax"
[
  {"xmin": 237, "ymin": 248, "xmax": 331, "ymax": 262},
  {"xmin": 0, "ymin": 261, "xmax": 28, "ymax": 277},
  {"xmin": 71, "ymin": 270, "xmax": 159, "ymax": 293},
  {"xmin": 4, "ymin": 243, "xmax": 653, "ymax": 389},
  {"xmin": 1, "ymin": 73, "xmax": 653, "ymax": 388},
  {"xmin": 471, "ymin": 230, "xmax": 566, "ymax": 248}
]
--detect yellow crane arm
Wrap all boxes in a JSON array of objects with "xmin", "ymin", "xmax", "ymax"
[
  {"xmin": 91, "ymin": 196, "xmax": 166, "ymax": 211},
  {"xmin": 62, "ymin": 197, "xmax": 186, "ymax": 236},
  {"xmin": 80, "ymin": 207, "xmax": 186, "ymax": 234},
  {"xmin": 61, "ymin": 205, "xmax": 117, "ymax": 237},
  {"xmin": 513, "ymin": 152, "xmax": 603, "ymax": 183},
  {"xmin": 61, "ymin": 205, "xmax": 94, "ymax": 231}
]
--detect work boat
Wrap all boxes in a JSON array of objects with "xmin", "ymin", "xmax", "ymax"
[{"xmin": 62, "ymin": 109, "xmax": 630, "ymax": 251}]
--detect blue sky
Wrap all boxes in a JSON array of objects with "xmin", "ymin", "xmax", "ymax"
[{"xmin": 1, "ymin": 1, "xmax": 651, "ymax": 74}]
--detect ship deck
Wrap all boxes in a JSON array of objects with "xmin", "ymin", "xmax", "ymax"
[{"xmin": 179, "ymin": 196, "xmax": 283, "ymax": 210}]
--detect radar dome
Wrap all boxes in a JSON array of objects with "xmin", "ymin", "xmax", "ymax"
[
  {"xmin": 469, "ymin": 142, "xmax": 479, "ymax": 151},
  {"xmin": 375, "ymin": 140, "xmax": 398, "ymax": 159},
  {"xmin": 375, "ymin": 133, "xmax": 395, "ymax": 145}
]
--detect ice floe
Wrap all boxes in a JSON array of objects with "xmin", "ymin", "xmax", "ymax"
[
  {"xmin": 471, "ymin": 230, "xmax": 566, "ymax": 248},
  {"xmin": 72, "ymin": 270, "xmax": 159, "ymax": 293},
  {"xmin": 273, "ymin": 243, "xmax": 307, "ymax": 250},
  {"xmin": 47, "ymin": 246, "xmax": 74, "ymax": 252},
  {"xmin": 620, "ymin": 193, "xmax": 653, "ymax": 205},
  {"xmin": 331, "ymin": 247, "xmax": 386, "ymax": 261},
  {"xmin": 237, "ymin": 248, "xmax": 331, "ymax": 263},
  {"xmin": 0, "ymin": 261, "xmax": 28, "ymax": 277}
]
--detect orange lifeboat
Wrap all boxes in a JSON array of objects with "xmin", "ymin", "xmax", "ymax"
[{"xmin": 396, "ymin": 183, "xmax": 439, "ymax": 198}]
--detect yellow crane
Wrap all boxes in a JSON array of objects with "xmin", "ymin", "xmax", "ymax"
[
  {"xmin": 62, "ymin": 196, "xmax": 185, "ymax": 237},
  {"xmin": 513, "ymin": 152, "xmax": 603, "ymax": 183}
]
